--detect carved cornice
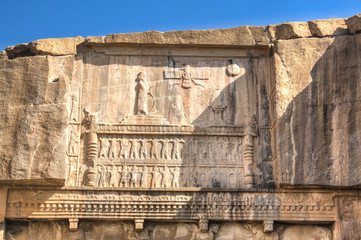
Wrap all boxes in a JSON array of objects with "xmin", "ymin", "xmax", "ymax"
[
  {"xmin": 6, "ymin": 189, "xmax": 335, "ymax": 222},
  {"xmin": 97, "ymin": 123, "xmax": 248, "ymax": 136}
]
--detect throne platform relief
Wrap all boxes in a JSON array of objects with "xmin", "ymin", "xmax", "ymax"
[{"xmin": 4, "ymin": 45, "xmax": 335, "ymax": 234}]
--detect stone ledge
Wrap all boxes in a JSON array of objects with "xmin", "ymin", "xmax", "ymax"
[
  {"xmin": 5, "ymin": 14, "xmax": 361, "ymax": 59},
  {"xmin": 346, "ymin": 13, "xmax": 361, "ymax": 34},
  {"xmin": 5, "ymin": 43, "xmax": 34, "ymax": 59},
  {"xmin": 0, "ymin": 179, "xmax": 65, "ymax": 186},
  {"xmin": 6, "ymin": 189, "xmax": 336, "ymax": 222},
  {"xmin": 5, "ymin": 37, "xmax": 84, "ymax": 59},
  {"xmin": 308, "ymin": 18, "xmax": 348, "ymax": 37},
  {"xmin": 275, "ymin": 22, "xmax": 313, "ymax": 40},
  {"xmin": 28, "ymin": 36, "xmax": 84, "ymax": 56},
  {"xmin": 85, "ymin": 27, "xmax": 271, "ymax": 47},
  {"xmin": 102, "ymin": 26, "xmax": 266, "ymax": 46}
]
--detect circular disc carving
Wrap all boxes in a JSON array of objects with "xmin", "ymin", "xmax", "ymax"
[{"xmin": 226, "ymin": 64, "xmax": 241, "ymax": 76}]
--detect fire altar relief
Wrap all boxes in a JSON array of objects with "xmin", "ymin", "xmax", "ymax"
[
  {"xmin": 70, "ymin": 58, "xmax": 264, "ymax": 190},
  {"xmin": 50, "ymin": 45, "xmax": 284, "ymax": 231},
  {"xmin": 79, "ymin": 97, "xmax": 255, "ymax": 189},
  {"xmin": 91, "ymin": 128, "xmax": 247, "ymax": 189}
]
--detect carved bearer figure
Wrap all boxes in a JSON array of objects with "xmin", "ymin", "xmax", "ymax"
[
  {"xmin": 78, "ymin": 164, "xmax": 86, "ymax": 186},
  {"xmin": 151, "ymin": 139, "xmax": 159, "ymax": 159},
  {"xmin": 136, "ymin": 72, "xmax": 150, "ymax": 115},
  {"xmin": 142, "ymin": 166, "xmax": 149, "ymax": 187},
  {"xmin": 130, "ymin": 166, "xmax": 137, "ymax": 187},
  {"xmin": 66, "ymin": 157, "xmax": 77, "ymax": 186},
  {"xmin": 154, "ymin": 166, "xmax": 163, "ymax": 188},
  {"xmin": 99, "ymin": 139, "xmax": 109, "ymax": 158},
  {"xmin": 68, "ymin": 126, "xmax": 79, "ymax": 154},
  {"xmin": 109, "ymin": 138, "xmax": 117, "ymax": 158},
  {"xmin": 139, "ymin": 139, "xmax": 147, "ymax": 159},
  {"xmin": 135, "ymin": 167, "xmax": 142, "ymax": 187},
  {"xmin": 173, "ymin": 168, "xmax": 180, "ymax": 187},
  {"xmin": 131, "ymin": 140, "xmax": 138, "ymax": 159},
  {"xmin": 121, "ymin": 138, "xmax": 129, "ymax": 159}
]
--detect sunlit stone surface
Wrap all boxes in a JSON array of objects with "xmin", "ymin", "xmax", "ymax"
[{"xmin": 2, "ymin": 13, "xmax": 361, "ymax": 240}]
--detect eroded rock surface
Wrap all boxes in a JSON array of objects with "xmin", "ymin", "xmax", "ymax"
[
  {"xmin": 277, "ymin": 35, "xmax": 361, "ymax": 186},
  {"xmin": 0, "ymin": 55, "xmax": 73, "ymax": 183},
  {"xmin": 2, "ymin": 12, "xmax": 361, "ymax": 240},
  {"xmin": 5, "ymin": 221, "xmax": 332, "ymax": 240}
]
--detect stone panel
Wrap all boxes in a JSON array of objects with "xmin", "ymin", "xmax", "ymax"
[
  {"xmin": 277, "ymin": 35, "xmax": 361, "ymax": 186},
  {"xmin": 3, "ymin": 12, "xmax": 361, "ymax": 240},
  {"xmin": 5, "ymin": 220, "xmax": 333, "ymax": 240},
  {"xmin": 0, "ymin": 56, "xmax": 74, "ymax": 183},
  {"xmin": 62, "ymin": 45, "xmax": 273, "ymax": 190}
]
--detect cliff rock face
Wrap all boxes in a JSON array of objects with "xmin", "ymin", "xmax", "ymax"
[
  {"xmin": 0, "ymin": 55, "xmax": 74, "ymax": 184},
  {"xmin": 5, "ymin": 221, "xmax": 332, "ymax": 240},
  {"xmin": 1, "ymin": 13, "xmax": 361, "ymax": 240},
  {"xmin": 277, "ymin": 35, "xmax": 361, "ymax": 187}
]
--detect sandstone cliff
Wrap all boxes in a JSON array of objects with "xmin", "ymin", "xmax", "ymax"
[
  {"xmin": 2, "ymin": 14, "xmax": 361, "ymax": 188},
  {"xmin": 2, "ymin": 13, "xmax": 361, "ymax": 240}
]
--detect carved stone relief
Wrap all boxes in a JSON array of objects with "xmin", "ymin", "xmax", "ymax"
[
  {"xmin": 65, "ymin": 64, "xmax": 263, "ymax": 189},
  {"xmin": 61, "ymin": 44, "xmax": 271, "ymax": 192},
  {"xmin": 89, "ymin": 164, "xmax": 243, "ymax": 188},
  {"xmin": 136, "ymin": 72, "xmax": 152, "ymax": 115},
  {"xmin": 164, "ymin": 65, "xmax": 209, "ymax": 89},
  {"xmin": 66, "ymin": 92, "xmax": 82, "ymax": 187},
  {"xmin": 72, "ymin": 132, "xmax": 248, "ymax": 188},
  {"xmin": 96, "ymin": 135, "xmax": 242, "ymax": 165},
  {"xmin": 6, "ymin": 189, "xmax": 336, "ymax": 223}
]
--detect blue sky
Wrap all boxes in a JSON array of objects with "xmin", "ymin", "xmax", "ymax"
[{"xmin": 1, "ymin": 0, "xmax": 360, "ymax": 51}]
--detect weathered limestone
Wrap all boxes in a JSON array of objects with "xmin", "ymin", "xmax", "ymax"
[
  {"xmin": 5, "ymin": 44, "xmax": 33, "ymax": 59},
  {"xmin": 28, "ymin": 36, "xmax": 84, "ymax": 56},
  {"xmin": 275, "ymin": 22, "xmax": 312, "ymax": 39},
  {"xmin": 4, "ymin": 221, "xmax": 332, "ymax": 240},
  {"xmin": 0, "ymin": 51, "xmax": 7, "ymax": 60},
  {"xmin": 0, "ymin": 187, "xmax": 6, "ymax": 240},
  {"xmin": 346, "ymin": 13, "xmax": 361, "ymax": 34},
  {"xmin": 5, "ymin": 37, "xmax": 84, "ymax": 59},
  {"xmin": 280, "ymin": 225, "xmax": 332, "ymax": 240},
  {"xmin": 308, "ymin": 18, "xmax": 348, "ymax": 37},
  {"xmin": 88, "ymin": 27, "xmax": 271, "ymax": 46},
  {"xmin": 2, "ymin": 12, "xmax": 361, "ymax": 240},
  {"xmin": 0, "ymin": 55, "xmax": 73, "ymax": 184},
  {"xmin": 103, "ymin": 26, "xmax": 269, "ymax": 46},
  {"xmin": 277, "ymin": 35, "xmax": 361, "ymax": 186}
]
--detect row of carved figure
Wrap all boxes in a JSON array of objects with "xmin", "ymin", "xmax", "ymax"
[
  {"xmin": 91, "ymin": 165, "xmax": 241, "ymax": 188},
  {"xmin": 97, "ymin": 136, "xmax": 244, "ymax": 163},
  {"xmin": 67, "ymin": 163, "xmax": 242, "ymax": 188}
]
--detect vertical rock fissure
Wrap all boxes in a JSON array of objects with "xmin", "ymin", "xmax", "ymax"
[{"xmin": 290, "ymin": 100, "xmax": 297, "ymax": 184}]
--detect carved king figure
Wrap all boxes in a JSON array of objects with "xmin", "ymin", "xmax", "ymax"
[{"xmin": 136, "ymin": 72, "xmax": 150, "ymax": 115}]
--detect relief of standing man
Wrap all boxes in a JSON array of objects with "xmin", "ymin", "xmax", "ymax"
[{"xmin": 136, "ymin": 72, "xmax": 150, "ymax": 115}]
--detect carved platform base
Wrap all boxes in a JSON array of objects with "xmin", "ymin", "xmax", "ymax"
[
  {"xmin": 120, "ymin": 115, "xmax": 170, "ymax": 125},
  {"xmin": 69, "ymin": 218, "xmax": 78, "ymax": 231},
  {"xmin": 134, "ymin": 219, "xmax": 144, "ymax": 231},
  {"xmin": 0, "ymin": 222, "xmax": 4, "ymax": 240},
  {"xmin": 5, "ymin": 188, "xmax": 335, "ymax": 223}
]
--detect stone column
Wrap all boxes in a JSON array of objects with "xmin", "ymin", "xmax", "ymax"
[
  {"xmin": 87, "ymin": 129, "xmax": 98, "ymax": 167},
  {"xmin": 83, "ymin": 109, "xmax": 98, "ymax": 186},
  {"xmin": 0, "ymin": 187, "xmax": 8, "ymax": 240},
  {"xmin": 0, "ymin": 222, "xmax": 4, "ymax": 240},
  {"xmin": 243, "ymin": 135, "xmax": 254, "ymax": 188},
  {"xmin": 332, "ymin": 194, "xmax": 361, "ymax": 240}
]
